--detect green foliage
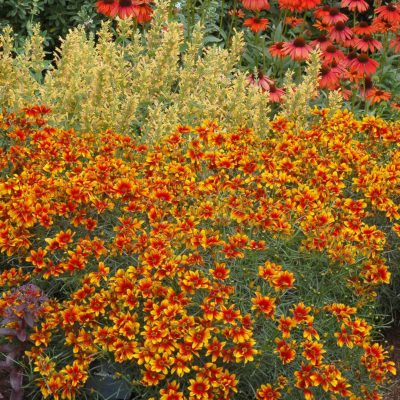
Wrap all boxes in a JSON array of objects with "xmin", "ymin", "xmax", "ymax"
[{"xmin": 0, "ymin": 0, "xmax": 103, "ymax": 52}]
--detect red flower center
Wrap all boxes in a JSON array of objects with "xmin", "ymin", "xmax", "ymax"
[
  {"xmin": 335, "ymin": 22, "xmax": 346, "ymax": 31},
  {"xmin": 357, "ymin": 53, "xmax": 369, "ymax": 63},
  {"xmin": 119, "ymin": 0, "xmax": 132, "ymax": 6},
  {"xmin": 293, "ymin": 37, "xmax": 306, "ymax": 47}
]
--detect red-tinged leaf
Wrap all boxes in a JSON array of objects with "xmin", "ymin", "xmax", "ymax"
[
  {"xmin": 23, "ymin": 313, "xmax": 34, "ymax": 328},
  {"xmin": 16, "ymin": 330, "xmax": 27, "ymax": 342},
  {"xmin": 0, "ymin": 328, "xmax": 17, "ymax": 336},
  {"xmin": 10, "ymin": 369, "xmax": 23, "ymax": 391}
]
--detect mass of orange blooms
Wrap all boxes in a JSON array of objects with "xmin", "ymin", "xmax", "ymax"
[{"xmin": 0, "ymin": 106, "xmax": 399, "ymax": 399}]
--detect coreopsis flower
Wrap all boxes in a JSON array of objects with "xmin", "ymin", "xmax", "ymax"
[
  {"xmin": 355, "ymin": 35, "xmax": 382, "ymax": 53},
  {"xmin": 251, "ymin": 292, "xmax": 276, "ymax": 318},
  {"xmin": 375, "ymin": 3, "xmax": 400, "ymax": 23},
  {"xmin": 328, "ymin": 21, "xmax": 353, "ymax": 43},
  {"xmin": 366, "ymin": 88, "xmax": 391, "ymax": 104},
  {"xmin": 244, "ymin": 17, "xmax": 269, "ymax": 32},
  {"xmin": 188, "ymin": 376, "xmax": 210, "ymax": 399},
  {"xmin": 228, "ymin": 8, "xmax": 245, "ymax": 18},
  {"xmin": 341, "ymin": 0, "xmax": 369, "ymax": 12},
  {"xmin": 349, "ymin": 53, "xmax": 379, "ymax": 76},
  {"xmin": 282, "ymin": 37, "xmax": 312, "ymax": 61},
  {"xmin": 96, "ymin": 0, "xmax": 118, "ymax": 17},
  {"xmin": 322, "ymin": 7, "xmax": 349, "ymax": 25},
  {"xmin": 269, "ymin": 41, "xmax": 286, "ymax": 57},
  {"xmin": 257, "ymin": 384, "xmax": 281, "ymax": 399},
  {"xmin": 241, "ymin": 0, "xmax": 270, "ymax": 11}
]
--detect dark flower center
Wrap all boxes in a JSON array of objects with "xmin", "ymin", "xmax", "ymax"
[
  {"xmin": 364, "ymin": 77, "xmax": 373, "ymax": 89},
  {"xmin": 119, "ymin": 0, "xmax": 132, "ymax": 6},
  {"xmin": 329, "ymin": 7, "xmax": 340, "ymax": 16},
  {"xmin": 322, "ymin": 5, "xmax": 330, "ymax": 11},
  {"xmin": 317, "ymin": 35, "xmax": 328, "ymax": 42},
  {"xmin": 276, "ymin": 42, "xmax": 284, "ymax": 49},
  {"xmin": 362, "ymin": 35, "xmax": 373, "ymax": 42},
  {"xmin": 326, "ymin": 45, "xmax": 337, "ymax": 53},
  {"xmin": 357, "ymin": 53, "xmax": 369, "ymax": 63},
  {"xmin": 103, "ymin": 0, "xmax": 114, "ymax": 3},
  {"xmin": 293, "ymin": 37, "xmax": 306, "ymax": 47},
  {"xmin": 269, "ymin": 84, "xmax": 277, "ymax": 92},
  {"xmin": 375, "ymin": 90, "xmax": 384, "ymax": 96},
  {"xmin": 335, "ymin": 22, "xmax": 346, "ymax": 31},
  {"xmin": 347, "ymin": 51, "xmax": 357, "ymax": 60},
  {"xmin": 387, "ymin": 4, "xmax": 396, "ymax": 12},
  {"xmin": 359, "ymin": 21, "xmax": 369, "ymax": 28},
  {"xmin": 320, "ymin": 66, "xmax": 330, "ymax": 75}
]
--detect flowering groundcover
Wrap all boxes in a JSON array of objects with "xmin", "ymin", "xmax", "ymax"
[{"xmin": 0, "ymin": 107, "xmax": 399, "ymax": 399}]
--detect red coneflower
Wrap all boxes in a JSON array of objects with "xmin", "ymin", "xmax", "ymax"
[
  {"xmin": 241, "ymin": 0, "xmax": 270, "ymax": 11},
  {"xmin": 322, "ymin": 7, "xmax": 349, "ymax": 25},
  {"xmin": 319, "ymin": 64, "xmax": 342, "ymax": 89},
  {"xmin": 372, "ymin": 17, "xmax": 399, "ymax": 34},
  {"xmin": 269, "ymin": 42, "xmax": 286, "ymax": 58},
  {"xmin": 310, "ymin": 34, "xmax": 332, "ymax": 51},
  {"xmin": 329, "ymin": 21, "xmax": 353, "ymax": 43},
  {"xmin": 115, "ymin": 0, "xmax": 137, "ymax": 19},
  {"xmin": 353, "ymin": 21, "xmax": 377, "ymax": 36},
  {"xmin": 354, "ymin": 35, "xmax": 382, "ymax": 53},
  {"xmin": 359, "ymin": 76, "xmax": 374, "ymax": 97},
  {"xmin": 341, "ymin": 0, "xmax": 369, "ymax": 13},
  {"xmin": 342, "ymin": 50, "xmax": 358, "ymax": 67},
  {"xmin": 314, "ymin": 5, "xmax": 331, "ymax": 20},
  {"xmin": 390, "ymin": 35, "xmax": 400, "ymax": 53},
  {"xmin": 322, "ymin": 45, "xmax": 345, "ymax": 63},
  {"xmin": 279, "ymin": 0, "xmax": 321, "ymax": 12},
  {"xmin": 366, "ymin": 87, "xmax": 391, "ymax": 104},
  {"xmin": 96, "ymin": 0, "xmax": 118, "ymax": 17},
  {"xmin": 375, "ymin": 3, "xmax": 400, "ymax": 24},
  {"xmin": 244, "ymin": 17, "xmax": 269, "ymax": 32},
  {"xmin": 132, "ymin": 3, "xmax": 153, "ymax": 23},
  {"xmin": 282, "ymin": 37, "xmax": 312, "ymax": 61},
  {"xmin": 247, "ymin": 71, "xmax": 273, "ymax": 92},
  {"xmin": 268, "ymin": 83, "xmax": 285, "ymax": 102},
  {"xmin": 349, "ymin": 53, "xmax": 379, "ymax": 76}
]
